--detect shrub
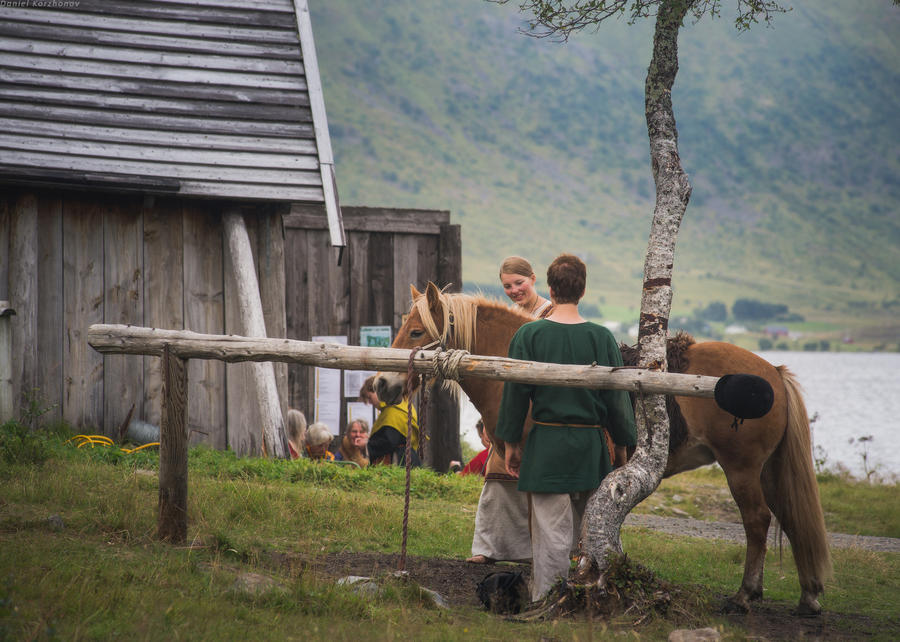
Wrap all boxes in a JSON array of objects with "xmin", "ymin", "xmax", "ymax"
[
  {"xmin": 0, "ymin": 420, "xmax": 48, "ymax": 466},
  {"xmin": 732, "ymin": 298, "xmax": 789, "ymax": 321},
  {"xmin": 696, "ymin": 301, "xmax": 727, "ymax": 322}
]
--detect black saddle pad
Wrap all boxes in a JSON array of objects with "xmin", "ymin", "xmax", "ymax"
[{"xmin": 714, "ymin": 373, "xmax": 774, "ymax": 419}]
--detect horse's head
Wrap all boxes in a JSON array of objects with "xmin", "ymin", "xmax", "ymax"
[
  {"xmin": 375, "ymin": 282, "xmax": 471, "ymax": 404},
  {"xmin": 396, "ymin": 282, "xmax": 455, "ymax": 349}
]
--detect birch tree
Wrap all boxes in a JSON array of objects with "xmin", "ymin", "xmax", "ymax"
[{"xmin": 496, "ymin": 0, "xmax": 788, "ymax": 592}]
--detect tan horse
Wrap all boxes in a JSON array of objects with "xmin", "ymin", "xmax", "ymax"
[{"xmin": 378, "ymin": 282, "xmax": 831, "ymax": 615}]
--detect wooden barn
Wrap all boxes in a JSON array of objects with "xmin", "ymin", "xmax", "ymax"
[{"xmin": 0, "ymin": 0, "xmax": 461, "ymax": 464}]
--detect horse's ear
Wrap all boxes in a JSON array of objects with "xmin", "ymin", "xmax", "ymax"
[
  {"xmin": 410, "ymin": 284, "xmax": 422, "ymax": 301},
  {"xmin": 425, "ymin": 281, "xmax": 442, "ymax": 313}
]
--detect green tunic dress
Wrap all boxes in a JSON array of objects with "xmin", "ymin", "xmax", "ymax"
[{"xmin": 494, "ymin": 319, "xmax": 637, "ymax": 494}]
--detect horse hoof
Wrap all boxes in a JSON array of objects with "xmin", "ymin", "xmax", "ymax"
[
  {"xmin": 794, "ymin": 600, "xmax": 822, "ymax": 618},
  {"xmin": 722, "ymin": 598, "xmax": 750, "ymax": 614}
]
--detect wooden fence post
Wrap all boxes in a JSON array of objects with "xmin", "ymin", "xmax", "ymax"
[
  {"xmin": 423, "ymin": 381, "xmax": 459, "ymax": 472},
  {"xmin": 158, "ymin": 343, "xmax": 188, "ymax": 543},
  {"xmin": 426, "ymin": 222, "xmax": 463, "ymax": 471}
]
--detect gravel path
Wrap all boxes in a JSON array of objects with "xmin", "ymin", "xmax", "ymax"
[{"xmin": 625, "ymin": 514, "xmax": 900, "ymax": 552}]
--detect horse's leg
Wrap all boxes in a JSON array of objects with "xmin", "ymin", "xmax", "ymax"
[
  {"xmin": 759, "ymin": 462, "xmax": 825, "ymax": 616},
  {"xmin": 718, "ymin": 458, "xmax": 771, "ymax": 613},
  {"xmin": 675, "ymin": 396, "xmax": 773, "ymax": 613},
  {"xmin": 759, "ymin": 370, "xmax": 832, "ymax": 616}
]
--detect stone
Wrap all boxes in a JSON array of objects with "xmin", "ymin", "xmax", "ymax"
[
  {"xmin": 419, "ymin": 586, "xmax": 449, "ymax": 609},
  {"xmin": 668, "ymin": 627, "xmax": 721, "ymax": 642},
  {"xmin": 337, "ymin": 575, "xmax": 381, "ymax": 598},
  {"xmin": 232, "ymin": 571, "xmax": 285, "ymax": 595},
  {"xmin": 46, "ymin": 514, "xmax": 65, "ymax": 531}
]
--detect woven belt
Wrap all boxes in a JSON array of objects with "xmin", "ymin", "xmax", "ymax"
[{"xmin": 533, "ymin": 420, "xmax": 604, "ymax": 429}]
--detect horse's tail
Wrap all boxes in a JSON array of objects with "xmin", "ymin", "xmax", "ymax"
[{"xmin": 768, "ymin": 366, "xmax": 833, "ymax": 593}]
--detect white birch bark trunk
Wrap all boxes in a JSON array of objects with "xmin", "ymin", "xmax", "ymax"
[{"xmin": 578, "ymin": 0, "xmax": 693, "ymax": 583}]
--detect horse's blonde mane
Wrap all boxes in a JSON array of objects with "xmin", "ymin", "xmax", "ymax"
[
  {"xmin": 413, "ymin": 290, "xmax": 477, "ymax": 350},
  {"xmin": 412, "ymin": 290, "xmax": 529, "ymax": 351}
]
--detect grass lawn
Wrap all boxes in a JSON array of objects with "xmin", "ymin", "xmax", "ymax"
[{"xmin": 2, "ymin": 421, "xmax": 898, "ymax": 640}]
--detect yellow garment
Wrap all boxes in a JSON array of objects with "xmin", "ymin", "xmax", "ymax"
[
  {"xmin": 371, "ymin": 399, "xmax": 419, "ymax": 450},
  {"xmin": 306, "ymin": 446, "xmax": 335, "ymax": 461}
]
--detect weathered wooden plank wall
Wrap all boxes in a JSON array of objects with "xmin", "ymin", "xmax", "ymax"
[
  {"xmin": 1, "ymin": 0, "xmax": 342, "ymax": 442},
  {"xmin": 0, "ymin": 197, "xmax": 7, "ymax": 303},
  {"xmin": 300, "ymin": 226, "xmax": 350, "ymax": 425},
  {"xmin": 182, "ymin": 204, "xmax": 226, "ymax": 449},
  {"xmin": 103, "ymin": 202, "xmax": 144, "ymax": 434},
  {"xmin": 0, "ymin": 0, "xmax": 327, "ymax": 203},
  {"xmin": 9, "ymin": 193, "xmax": 37, "ymax": 422},
  {"xmin": 2, "ymin": 190, "xmax": 460, "ymax": 465},
  {"xmin": 393, "ymin": 235, "xmax": 421, "ymax": 331},
  {"xmin": 0, "ymin": 198, "xmax": 11, "ymax": 419},
  {"xmin": 36, "ymin": 197, "xmax": 64, "ymax": 423},
  {"xmin": 143, "ymin": 199, "xmax": 184, "ymax": 430},
  {"xmin": 62, "ymin": 196, "xmax": 105, "ymax": 430},
  {"xmin": 258, "ymin": 206, "xmax": 290, "ymax": 426},
  {"xmin": 1, "ymin": 188, "xmax": 285, "ymax": 455},
  {"xmin": 283, "ymin": 224, "xmax": 309, "ymax": 412},
  {"xmin": 283, "ymin": 205, "xmax": 462, "ymax": 469}
]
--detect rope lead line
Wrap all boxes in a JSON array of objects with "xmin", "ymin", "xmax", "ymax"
[{"xmin": 399, "ymin": 346, "xmax": 427, "ymax": 572}]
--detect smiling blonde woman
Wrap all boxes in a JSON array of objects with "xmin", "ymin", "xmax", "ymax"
[
  {"xmin": 499, "ymin": 256, "xmax": 552, "ymax": 318},
  {"xmin": 465, "ymin": 256, "xmax": 552, "ymax": 565}
]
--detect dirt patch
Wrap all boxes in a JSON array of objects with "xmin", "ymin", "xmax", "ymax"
[
  {"xmin": 291, "ymin": 550, "xmax": 518, "ymax": 609},
  {"xmin": 260, "ymin": 517, "xmax": 900, "ymax": 640},
  {"xmin": 724, "ymin": 604, "xmax": 890, "ymax": 641},
  {"xmin": 262, "ymin": 550, "xmax": 897, "ymax": 641}
]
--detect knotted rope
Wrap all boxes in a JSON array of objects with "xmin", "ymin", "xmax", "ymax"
[{"xmin": 429, "ymin": 347, "xmax": 470, "ymax": 381}]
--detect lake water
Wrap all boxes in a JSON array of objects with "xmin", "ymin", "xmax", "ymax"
[
  {"xmin": 459, "ymin": 351, "xmax": 900, "ymax": 481},
  {"xmin": 758, "ymin": 351, "xmax": 900, "ymax": 480}
]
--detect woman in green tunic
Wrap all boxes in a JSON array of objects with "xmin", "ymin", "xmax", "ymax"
[{"xmin": 495, "ymin": 253, "xmax": 636, "ymax": 601}]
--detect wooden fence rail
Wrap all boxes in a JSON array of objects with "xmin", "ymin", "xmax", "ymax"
[
  {"xmin": 86, "ymin": 323, "xmax": 722, "ymax": 543},
  {"xmin": 87, "ymin": 324, "xmax": 720, "ymax": 397}
]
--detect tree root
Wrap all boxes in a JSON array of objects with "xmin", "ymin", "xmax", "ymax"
[{"xmin": 507, "ymin": 554, "xmax": 703, "ymax": 626}]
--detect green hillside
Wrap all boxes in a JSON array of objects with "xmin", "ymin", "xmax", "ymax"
[{"xmin": 310, "ymin": 0, "xmax": 900, "ymax": 347}]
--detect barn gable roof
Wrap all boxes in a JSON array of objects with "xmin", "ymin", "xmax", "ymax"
[{"xmin": 0, "ymin": 0, "xmax": 345, "ymax": 246}]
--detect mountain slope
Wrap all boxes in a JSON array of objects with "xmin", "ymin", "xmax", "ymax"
[{"xmin": 309, "ymin": 0, "xmax": 900, "ymax": 338}]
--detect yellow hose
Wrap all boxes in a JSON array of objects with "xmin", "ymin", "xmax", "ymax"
[
  {"xmin": 120, "ymin": 442, "xmax": 160, "ymax": 454},
  {"xmin": 128, "ymin": 442, "xmax": 160, "ymax": 453},
  {"xmin": 66, "ymin": 435, "xmax": 159, "ymax": 454}
]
